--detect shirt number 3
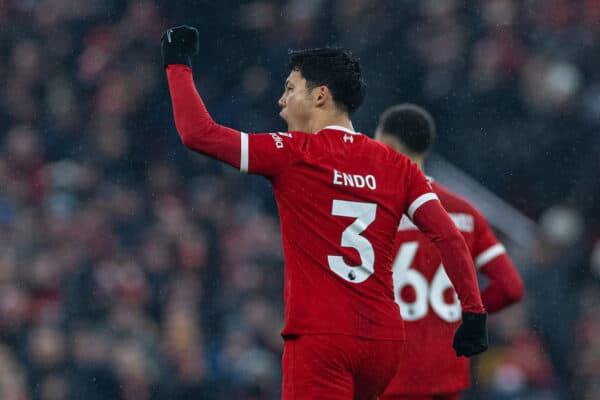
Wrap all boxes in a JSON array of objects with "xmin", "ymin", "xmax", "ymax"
[{"xmin": 328, "ymin": 200, "xmax": 377, "ymax": 283}]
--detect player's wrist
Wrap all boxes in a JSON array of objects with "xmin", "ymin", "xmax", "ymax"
[
  {"xmin": 462, "ymin": 311, "xmax": 486, "ymax": 319},
  {"xmin": 162, "ymin": 47, "xmax": 192, "ymax": 68},
  {"xmin": 461, "ymin": 312, "xmax": 487, "ymax": 334}
]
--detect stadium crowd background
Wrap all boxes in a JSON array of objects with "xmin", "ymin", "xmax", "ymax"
[{"xmin": 0, "ymin": 0, "xmax": 598, "ymax": 399}]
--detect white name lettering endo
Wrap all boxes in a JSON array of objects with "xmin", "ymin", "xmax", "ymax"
[{"xmin": 333, "ymin": 169, "xmax": 377, "ymax": 190}]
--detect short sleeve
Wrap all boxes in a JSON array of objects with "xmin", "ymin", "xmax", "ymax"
[
  {"xmin": 472, "ymin": 208, "xmax": 506, "ymax": 269},
  {"xmin": 404, "ymin": 161, "xmax": 438, "ymax": 220},
  {"xmin": 243, "ymin": 132, "xmax": 304, "ymax": 178}
]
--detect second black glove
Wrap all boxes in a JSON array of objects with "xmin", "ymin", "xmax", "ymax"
[{"xmin": 452, "ymin": 312, "xmax": 488, "ymax": 357}]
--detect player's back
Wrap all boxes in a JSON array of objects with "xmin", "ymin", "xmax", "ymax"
[
  {"xmin": 269, "ymin": 126, "xmax": 434, "ymax": 340},
  {"xmin": 387, "ymin": 181, "xmax": 490, "ymax": 394}
]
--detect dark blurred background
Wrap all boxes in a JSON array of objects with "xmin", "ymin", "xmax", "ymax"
[{"xmin": 0, "ymin": 0, "xmax": 598, "ymax": 399}]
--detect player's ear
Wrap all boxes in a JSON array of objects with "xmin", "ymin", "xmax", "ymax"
[{"xmin": 314, "ymin": 85, "xmax": 328, "ymax": 108}]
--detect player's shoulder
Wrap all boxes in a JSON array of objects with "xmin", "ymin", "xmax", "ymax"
[{"xmin": 360, "ymin": 135, "xmax": 414, "ymax": 166}]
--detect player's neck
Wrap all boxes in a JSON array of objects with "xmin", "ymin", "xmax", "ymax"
[
  {"xmin": 402, "ymin": 151, "xmax": 424, "ymax": 171},
  {"xmin": 307, "ymin": 112, "xmax": 354, "ymax": 134},
  {"xmin": 414, "ymin": 157, "xmax": 424, "ymax": 171}
]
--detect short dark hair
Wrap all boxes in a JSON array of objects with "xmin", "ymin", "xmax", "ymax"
[
  {"xmin": 378, "ymin": 104, "xmax": 436, "ymax": 154},
  {"xmin": 288, "ymin": 48, "xmax": 366, "ymax": 114}
]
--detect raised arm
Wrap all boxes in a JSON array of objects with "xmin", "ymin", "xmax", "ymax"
[
  {"xmin": 162, "ymin": 26, "xmax": 242, "ymax": 169},
  {"xmin": 162, "ymin": 26, "xmax": 302, "ymax": 178}
]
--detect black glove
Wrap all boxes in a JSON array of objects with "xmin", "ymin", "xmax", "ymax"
[
  {"xmin": 452, "ymin": 312, "xmax": 488, "ymax": 357},
  {"xmin": 161, "ymin": 25, "xmax": 199, "ymax": 68}
]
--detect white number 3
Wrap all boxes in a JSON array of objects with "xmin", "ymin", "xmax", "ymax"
[{"xmin": 328, "ymin": 200, "xmax": 377, "ymax": 283}]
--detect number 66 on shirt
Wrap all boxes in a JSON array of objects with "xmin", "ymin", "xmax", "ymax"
[
  {"xmin": 393, "ymin": 241, "xmax": 461, "ymax": 322},
  {"xmin": 385, "ymin": 180, "xmax": 524, "ymax": 397}
]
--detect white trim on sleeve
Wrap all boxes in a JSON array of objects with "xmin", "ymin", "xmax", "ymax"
[
  {"xmin": 475, "ymin": 244, "xmax": 506, "ymax": 269},
  {"xmin": 407, "ymin": 193, "xmax": 439, "ymax": 220},
  {"xmin": 240, "ymin": 132, "xmax": 249, "ymax": 173}
]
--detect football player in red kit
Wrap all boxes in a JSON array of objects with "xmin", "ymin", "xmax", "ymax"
[
  {"xmin": 375, "ymin": 104, "xmax": 524, "ymax": 400},
  {"xmin": 161, "ymin": 26, "xmax": 488, "ymax": 400}
]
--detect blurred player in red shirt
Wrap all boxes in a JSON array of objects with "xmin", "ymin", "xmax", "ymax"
[
  {"xmin": 375, "ymin": 104, "xmax": 524, "ymax": 400},
  {"xmin": 161, "ymin": 26, "xmax": 488, "ymax": 400}
]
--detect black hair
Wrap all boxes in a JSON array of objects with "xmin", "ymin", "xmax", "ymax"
[
  {"xmin": 377, "ymin": 103, "xmax": 436, "ymax": 154},
  {"xmin": 287, "ymin": 48, "xmax": 366, "ymax": 114}
]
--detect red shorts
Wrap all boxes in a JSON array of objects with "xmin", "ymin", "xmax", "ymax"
[
  {"xmin": 380, "ymin": 393, "xmax": 461, "ymax": 400},
  {"xmin": 282, "ymin": 334, "xmax": 401, "ymax": 400}
]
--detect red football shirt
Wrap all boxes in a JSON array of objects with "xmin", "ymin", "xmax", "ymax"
[
  {"xmin": 166, "ymin": 65, "xmax": 485, "ymax": 340},
  {"xmin": 246, "ymin": 127, "xmax": 438, "ymax": 338},
  {"xmin": 384, "ymin": 181, "xmax": 520, "ymax": 394}
]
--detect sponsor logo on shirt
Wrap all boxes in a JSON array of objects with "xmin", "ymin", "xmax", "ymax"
[
  {"xmin": 270, "ymin": 132, "xmax": 284, "ymax": 149},
  {"xmin": 333, "ymin": 169, "xmax": 376, "ymax": 190}
]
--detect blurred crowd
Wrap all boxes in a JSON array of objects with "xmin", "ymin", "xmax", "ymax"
[{"xmin": 0, "ymin": 0, "xmax": 598, "ymax": 399}]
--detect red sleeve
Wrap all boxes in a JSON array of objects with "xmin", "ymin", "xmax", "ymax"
[
  {"xmin": 472, "ymin": 211, "xmax": 524, "ymax": 312},
  {"xmin": 166, "ymin": 65, "xmax": 302, "ymax": 178},
  {"xmin": 166, "ymin": 65, "xmax": 242, "ymax": 169},
  {"xmin": 412, "ymin": 200, "xmax": 485, "ymax": 314}
]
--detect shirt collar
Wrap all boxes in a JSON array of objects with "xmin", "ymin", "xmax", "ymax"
[{"xmin": 321, "ymin": 125, "xmax": 360, "ymax": 135}]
